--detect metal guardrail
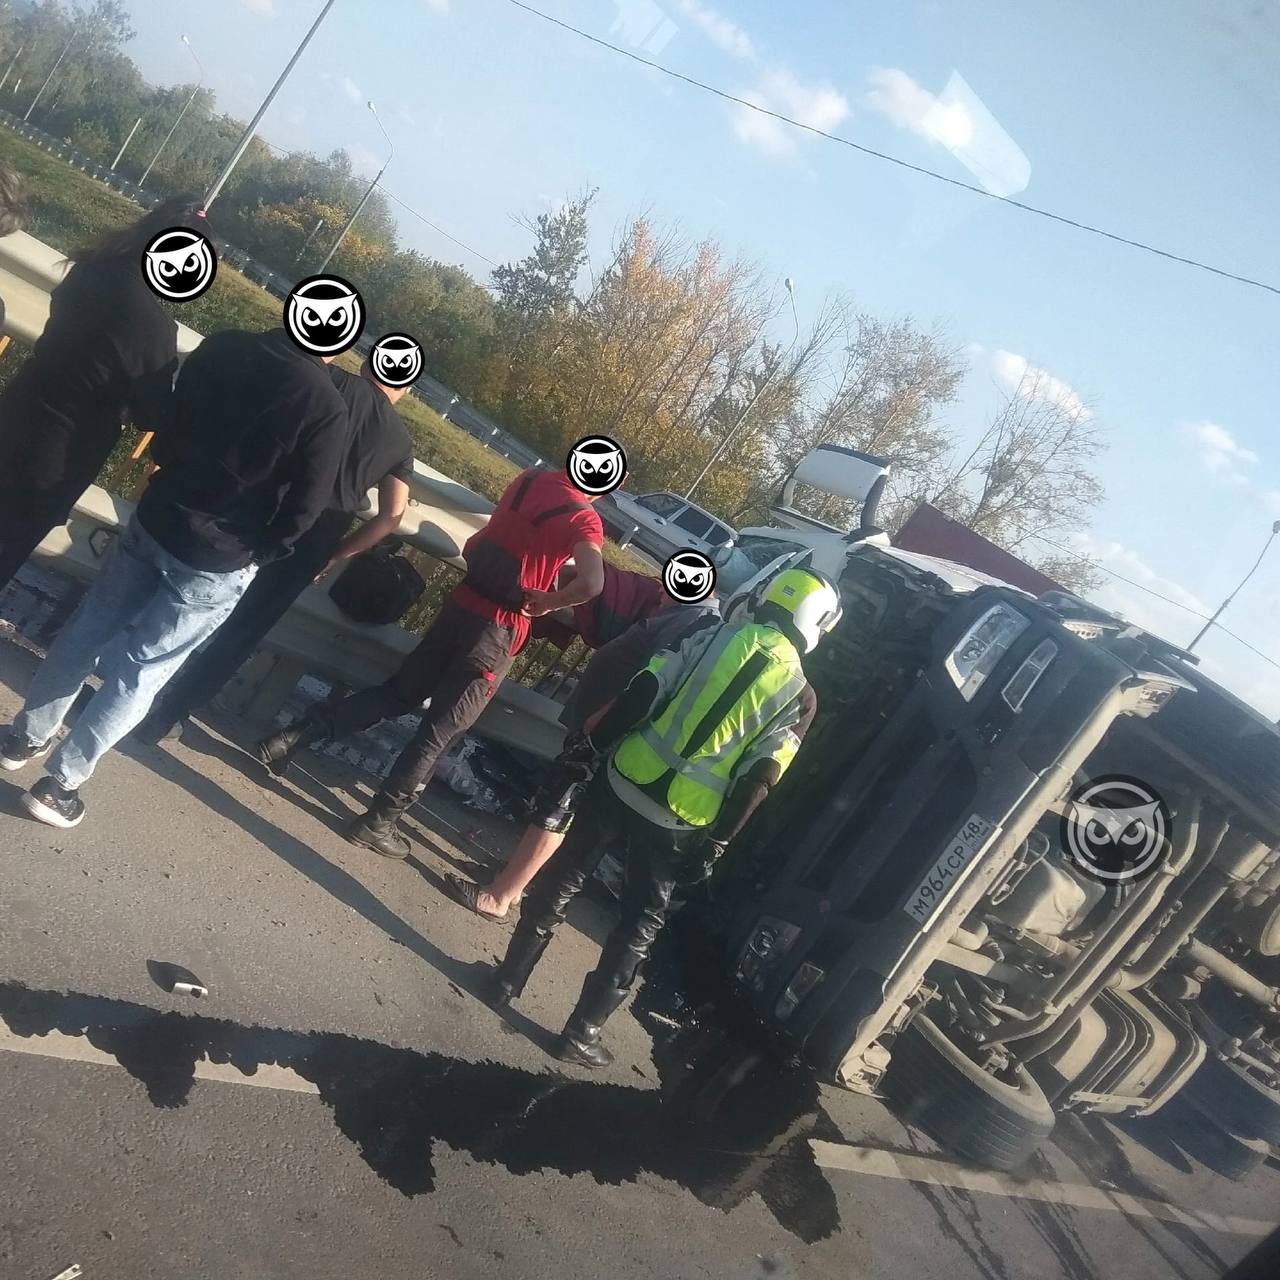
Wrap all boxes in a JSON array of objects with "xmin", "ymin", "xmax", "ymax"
[
  {"xmin": 26, "ymin": 485, "xmax": 567, "ymax": 760},
  {"xmin": 0, "ymin": 226, "xmax": 569, "ymax": 760}
]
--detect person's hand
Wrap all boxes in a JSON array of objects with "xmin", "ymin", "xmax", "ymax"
[
  {"xmin": 313, "ymin": 558, "xmax": 338, "ymax": 584},
  {"xmin": 521, "ymin": 588, "xmax": 558, "ymax": 618},
  {"xmin": 558, "ymin": 732, "xmax": 601, "ymax": 781},
  {"xmin": 674, "ymin": 835, "xmax": 728, "ymax": 888}
]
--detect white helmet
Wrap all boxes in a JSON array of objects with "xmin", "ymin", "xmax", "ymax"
[{"xmin": 747, "ymin": 567, "xmax": 842, "ymax": 654}]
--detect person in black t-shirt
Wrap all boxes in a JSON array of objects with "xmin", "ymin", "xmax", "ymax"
[
  {"xmin": 0, "ymin": 196, "xmax": 195, "ymax": 590},
  {"xmin": 0, "ymin": 328, "xmax": 350, "ymax": 829},
  {"xmin": 137, "ymin": 358, "xmax": 414, "ymax": 743}
]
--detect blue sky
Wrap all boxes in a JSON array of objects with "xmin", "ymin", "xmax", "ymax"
[{"xmin": 122, "ymin": 0, "xmax": 1279, "ymax": 715}]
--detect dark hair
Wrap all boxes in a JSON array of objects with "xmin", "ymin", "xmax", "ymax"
[
  {"xmin": 0, "ymin": 163, "xmax": 27, "ymax": 238},
  {"xmin": 68, "ymin": 194, "xmax": 209, "ymax": 265}
]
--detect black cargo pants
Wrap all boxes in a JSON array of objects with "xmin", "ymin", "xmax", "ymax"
[
  {"xmin": 313, "ymin": 600, "xmax": 515, "ymax": 811},
  {"xmin": 515, "ymin": 779, "xmax": 698, "ymax": 996}
]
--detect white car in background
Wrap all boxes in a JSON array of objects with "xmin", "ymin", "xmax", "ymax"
[{"xmin": 601, "ymin": 489, "xmax": 736, "ymax": 564}]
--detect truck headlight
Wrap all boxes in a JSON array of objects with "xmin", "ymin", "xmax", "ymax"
[
  {"xmin": 945, "ymin": 604, "xmax": 1030, "ymax": 701},
  {"xmin": 775, "ymin": 962, "xmax": 825, "ymax": 1020},
  {"xmin": 736, "ymin": 916, "xmax": 802, "ymax": 991}
]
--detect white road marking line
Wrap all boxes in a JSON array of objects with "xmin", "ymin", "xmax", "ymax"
[
  {"xmin": 3, "ymin": 1025, "xmax": 1274, "ymax": 1240},
  {"xmin": 810, "ymin": 1141, "xmax": 1275, "ymax": 1238},
  {"xmin": 0, "ymin": 1026, "xmax": 319, "ymax": 1095}
]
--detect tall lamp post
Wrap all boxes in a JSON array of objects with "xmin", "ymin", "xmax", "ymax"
[
  {"xmin": 685, "ymin": 277, "xmax": 800, "ymax": 502},
  {"xmin": 110, "ymin": 115, "xmax": 142, "ymax": 170},
  {"xmin": 0, "ymin": 45, "xmax": 23, "ymax": 96},
  {"xmin": 316, "ymin": 100, "xmax": 393, "ymax": 273},
  {"xmin": 1187, "ymin": 519, "xmax": 1280, "ymax": 652},
  {"xmin": 138, "ymin": 34, "xmax": 205, "ymax": 189},
  {"xmin": 23, "ymin": 26, "xmax": 78, "ymax": 122},
  {"xmin": 204, "ymin": 0, "xmax": 340, "ymax": 210}
]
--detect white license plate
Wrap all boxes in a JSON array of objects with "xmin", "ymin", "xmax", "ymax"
[{"xmin": 903, "ymin": 813, "xmax": 999, "ymax": 925}]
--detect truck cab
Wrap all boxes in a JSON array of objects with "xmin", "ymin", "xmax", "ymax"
[{"xmin": 712, "ymin": 544, "xmax": 1280, "ymax": 1172}]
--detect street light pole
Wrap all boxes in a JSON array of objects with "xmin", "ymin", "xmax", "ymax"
[
  {"xmin": 23, "ymin": 27, "xmax": 77, "ymax": 122},
  {"xmin": 203, "ymin": 0, "xmax": 340, "ymax": 209},
  {"xmin": 1187, "ymin": 519, "xmax": 1280, "ymax": 652},
  {"xmin": 685, "ymin": 278, "xmax": 800, "ymax": 502},
  {"xmin": 138, "ymin": 34, "xmax": 204, "ymax": 189},
  {"xmin": 294, "ymin": 216, "xmax": 327, "ymax": 264},
  {"xmin": 110, "ymin": 115, "xmax": 142, "ymax": 170},
  {"xmin": 0, "ymin": 45, "xmax": 23, "ymax": 96},
  {"xmin": 316, "ymin": 99, "xmax": 393, "ymax": 273}
]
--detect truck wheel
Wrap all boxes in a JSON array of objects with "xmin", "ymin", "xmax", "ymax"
[
  {"xmin": 1161, "ymin": 1094, "xmax": 1271, "ymax": 1181},
  {"xmin": 881, "ymin": 1014, "xmax": 1055, "ymax": 1172},
  {"xmin": 1182, "ymin": 1049, "xmax": 1280, "ymax": 1144}
]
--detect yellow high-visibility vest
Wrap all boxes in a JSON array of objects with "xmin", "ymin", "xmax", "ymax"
[{"xmin": 612, "ymin": 621, "xmax": 807, "ymax": 827}]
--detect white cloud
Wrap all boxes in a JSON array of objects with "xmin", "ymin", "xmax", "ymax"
[
  {"xmin": 349, "ymin": 144, "xmax": 382, "ymax": 178},
  {"xmin": 1067, "ymin": 532, "xmax": 1280, "ymax": 717},
  {"xmin": 338, "ymin": 75, "xmax": 364, "ymax": 106},
  {"xmin": 865, "ymin": 67, "xmax": 1030, "ymax": 196},
  {"xmin": 421, "ymin": 0, "xmax": 450, "ymax": 12},
  {"xmin": 673, "ymin": 0, "xmax": 756, "ymax": 60},
  {"xmin": 240, "ymin": 0, "xmax": 275, "ymax": 13},
  {"xmin": 1069, "ymin": 532, "xmax": 1210, "ymax": 618},
  {"xmin": 1182, "ymin": 421, "xmax": 1259, "ymax": 480},
  {"xmin": 989, "ymin": 349, "xmax": 1091, "ymax": 419},
  {"xmin": 1264, "ymin": 490, "xmax": 1280, "ymax": 519},
  {"xmin": 867, "ymin": 67, "xmax": 972, "ymax": 148},
  {"xmin": 731, "ymin": 67, "xmax": 850, "ymax": 158}
]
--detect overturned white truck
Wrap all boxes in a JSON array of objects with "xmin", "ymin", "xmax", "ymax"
[{"xmin": 706, "ymin": 448, "xmax": 1280, "ymax": 1175}]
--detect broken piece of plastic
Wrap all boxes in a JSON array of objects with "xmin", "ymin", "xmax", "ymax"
[{"xmin": 146, "ymin": 959, "xmax": 208, "ymax": 999}]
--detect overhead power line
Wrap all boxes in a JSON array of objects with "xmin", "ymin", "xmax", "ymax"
[
  {"xmin": 377, "ymin": 185, "xmax": 499, "ymax": 268},
  {"xmin": 1026, "ymin": 532, "xmax": 1280, "ymax": 672},
  {"xmin": 505, "ymin": 0, "xmax": 1279, "ymax": 299},
  {"xmin": 253, "ymin": 132, "xmax": 498, "ymax": 268}
]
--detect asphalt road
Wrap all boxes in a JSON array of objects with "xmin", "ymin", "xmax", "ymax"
[{"xmin": 1, "ymin": 627, "xmax": 1277, "ymax": 1280}]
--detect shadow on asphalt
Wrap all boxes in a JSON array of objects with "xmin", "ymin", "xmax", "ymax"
[
  {"xmin": 150, "ymin": 718, "xmax": 614, "ymax": 948},
  {"xmin": 118, "ymin": 732, "xmax": 551, "ymax": 1048},
  {"xmin": 0, "ymin": 979, "xmax": 843, "ymax": 1244}
]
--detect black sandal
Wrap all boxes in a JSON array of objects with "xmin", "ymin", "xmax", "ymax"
[{"xmin": 444, "ymin": 875, "xmax": 508, "ymax": 922}]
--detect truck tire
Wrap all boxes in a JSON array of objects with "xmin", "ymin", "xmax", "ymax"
[
  {"xmin": 1181, "ymin": 1050, "xmax": 1280, "ymax": 1144},
  {"xmin": 881, "ymin": 1014, "xmax": 1055, "ymax": 1171},
  {"xmin": 1161, "ymin": 1094, "xmax": 1271, "ymax": 1181}
]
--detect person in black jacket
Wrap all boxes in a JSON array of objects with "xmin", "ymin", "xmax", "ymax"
[
  {"xmin": 0, "ymin": 327, "xmax": 350, "ymax": 830},
  {"xmin": 138, "ymin": 357, "xmax": 415, "ymax": 742},
  {"xmin": 0, "ymin": 196, "xmax": 197, "ymax": 590}
]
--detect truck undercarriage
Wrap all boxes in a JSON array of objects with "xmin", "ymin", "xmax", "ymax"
[{"xmin": 718, "ymin": 548, "xmax": 1280, "ymax": 1172}]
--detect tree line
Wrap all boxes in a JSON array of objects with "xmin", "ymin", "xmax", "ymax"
[{"xmin": 0, "ymin": 1, "xmax": 1103, "ymax": 588}]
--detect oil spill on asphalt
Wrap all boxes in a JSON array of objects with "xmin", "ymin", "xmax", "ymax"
[{"xmin": 0, "ymin": 979, "xmax": 842, "ymax": 1244}]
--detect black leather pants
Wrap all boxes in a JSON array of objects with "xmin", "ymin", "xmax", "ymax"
[{"xmin": 496, "ymin": 780, "xmax": 694, "ymax": 1014}]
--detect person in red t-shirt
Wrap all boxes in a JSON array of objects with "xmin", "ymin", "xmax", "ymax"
[{"xmin": 256, "ymin": 466, "xmax": 606, "ymax": 859}]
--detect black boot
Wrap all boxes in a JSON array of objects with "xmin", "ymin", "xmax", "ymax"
[
  {"xmin": 256, "ymin": 714, "xmax": 326, "ymax": 777},
  {"xmin": 553, "ymin": 974, "xmax": 630, "ymax": 1069},
  {"xmin": 346, "ymin": 795, "xmax": 411, "ymax": 860},
  {"xmin": 488, "ymin": 917, "xmax": 554, "ymax": 1010}
]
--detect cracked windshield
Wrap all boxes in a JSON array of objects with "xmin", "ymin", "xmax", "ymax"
[{"xmin": 2, "ymin": 1, "xmax": 1279, "ymax": 1277}]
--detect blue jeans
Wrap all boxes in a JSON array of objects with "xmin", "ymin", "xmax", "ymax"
[{"xmin": 14, "ymin": 515, "xmax": 256, "ymax": 790}]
